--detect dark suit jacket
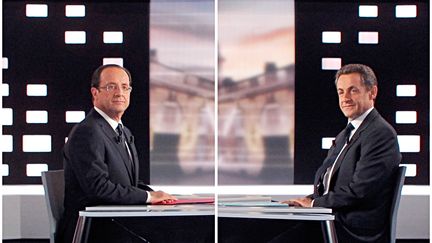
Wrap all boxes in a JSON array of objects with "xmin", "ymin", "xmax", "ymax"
[
  {"xmin": 311, "ymin": 108, "xmax": 401, "ymax": 242},
  {"xmin": 57, "ymin": 108, "xmax": 152, "ymax": 243}
]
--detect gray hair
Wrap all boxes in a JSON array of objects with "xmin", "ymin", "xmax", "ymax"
[{"xmin": 335, "ymin": 64, "xmax": 377, "ymax": 90}]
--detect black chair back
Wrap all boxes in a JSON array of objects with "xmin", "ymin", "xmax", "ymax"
[
  {"xmin": 41, "ymin": 170, "xmax": 65, "ymax": 243},
  {"xmin": 389, "ymin": 166, "xmax": 406, "ymax": 243}
]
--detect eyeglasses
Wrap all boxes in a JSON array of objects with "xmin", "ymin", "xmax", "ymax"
[{"xmin": 98, "ymin": 84, "xmax": 132, "ymax": 93}]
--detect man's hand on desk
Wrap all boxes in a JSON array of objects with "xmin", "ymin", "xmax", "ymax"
[
  {"xmin": 281, "ymin": 197, "xmax": 313, "ymax": 207},
  {"xmin": 150, "ymin": 190, "xmax": 178, "ymax": 204}
]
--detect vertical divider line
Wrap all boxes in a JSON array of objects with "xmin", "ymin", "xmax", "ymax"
[{"xmin": 214, "ymin": 0, "xmax": 219, "ymax": 241}]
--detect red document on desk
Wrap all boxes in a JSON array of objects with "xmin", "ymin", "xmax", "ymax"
[{"xmin": 153, "ymin": 198, "xmax": 214, "ymax": 205}]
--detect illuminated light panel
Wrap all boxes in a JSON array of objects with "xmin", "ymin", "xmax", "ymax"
[
  {"xmin": 1, "ymin": 83, "xmax": 10, "ymax": 96},
  {"xmin": 359, "ymin": 5, "xmax": 378, "ymax": 17},
  {"xmin": 26, "ymin": 164, "xmax": 48, "ymax": 177},
  {"xmin": 396, "ymin": 111, "xmax": 417, "ymax": 124},
  {"xmin": 22, "ymin": 135, "xmax": 52, "ymax": 152},
  {"xmin": 66, "ymin": 111, "xmax": 85, "ymax": 123},
  {"xmin": 396, "ymin": 5, "xmax": 417, "ymax": 18},
  {"xmin": 103, "ymin": 31, "xmax": 124, "ymax": 44},
  {"xmin": 26, "ymin": 110, "xmax": 48, "ymax": 124},
  {"xmin": 65, "ymin": 31, "xmax": 86, "ymax": 44},
  {"xmin": 27, "ymin": 84, "xmax": 47, "ymax": 96},
  {"xmin": 65, "ymin": 5, "xmax": 85, "ymax": 17},
  {"xmin": 358, "ymin": 31, "xmax": 379, "ymax": 44},
  {"xmin": 400, "ymin": 164, "xmax": 417, "ymax": 177},
  {"xmin": 396, "ymin": 85, "xmax": 416, "ymax": 97},
  {"xmin": 321, "ymin": 137, "xmax": 335, "ymax": 149},
  {"xmin": 26, "ymin": 4, "xmax": 48, "ymax": 17},
  {"xmin": 322, "ymin": 58, "xmax": 341, "ymax": 70},
  {"xmin": 103, "ymin": 58, "xmax": 124, "ymax": 66},
  {"xmin": 397, "ymin": 135, "xmax": 420, "ymax": 152},
  {"xmin": 322, "ymin": 31, "xmax": 341, "ymax": 44},
  {"xmin": 2, "ymin": 164, "xmax": 9, "ymax": 176},
  {"xmin": 3, "ymin": 57, "xmax": 8, "ymax": 69},
  {"xmin": 1, "ymin": 108, "xmax": 13, "ymax": 125},
  {"xmin": 1, "ymin": 135, "xmax": 13, "ymax": 152}
]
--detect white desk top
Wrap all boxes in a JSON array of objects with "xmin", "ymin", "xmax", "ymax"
[
  {"xmin": 218, "ymin": 212, "xmax": 335, "ymax": 221},
  {"xmin": 218, "ymin": 206, "xmax": 332, "ymax": 214},
  {"xmin": 81, "ymin": 204, "xmax": 214, "ymax": 217},
  {"xmin": 218, "ymin": 206, "xmax": 334, "ymax": 221},
  {"xmin": 79, "ymin": 195, "xmax": 333, "ymax": 221}
]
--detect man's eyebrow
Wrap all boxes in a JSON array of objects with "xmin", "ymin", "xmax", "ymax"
[{"xmin": 338, "ymin": 85, "xmax": 357, "ymax": 90}]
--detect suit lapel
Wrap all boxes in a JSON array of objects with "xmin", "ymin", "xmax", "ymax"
[
  {"xmin": 313, "ymin": 128, "xmax": 347, "ymax": 195},
  {"xmin": 329, "ymin": 109, "xmax": 379, "ymax": 178},
  {"xmin": 91, "ymin": 110, "xmax": 135, "ymax": 184},
  {"xmin": 123, "ymin": 127, "xmax": 139, "ymax": 185}
]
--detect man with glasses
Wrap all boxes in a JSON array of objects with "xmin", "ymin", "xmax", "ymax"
[{"xmin": 57, "ymin": 64, "xmax": 177, "ymax": 242}]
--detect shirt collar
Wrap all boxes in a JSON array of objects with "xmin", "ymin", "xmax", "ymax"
[
  {"xmin": 348, "ymin": 107, "xmax": 374, "ymax": 130},
  {"xmin": 94, "ymin": 106, "xmax": 123, "ymax": 131}
]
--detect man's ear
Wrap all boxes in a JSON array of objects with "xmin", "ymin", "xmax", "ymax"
[
  {"xmin": 90, "ymin": 87, "xmax": 98, "ymax": 97},
  {"xmin": 90, "ymin": 87, "xmax": 98, "ymax": 100},
  {"xmin": 370, "ymin": 85, "xmax": 378, "ymax": 100}
]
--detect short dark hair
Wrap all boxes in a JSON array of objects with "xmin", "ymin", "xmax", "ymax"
[
  {"xmin": 91, "ymin": 64, "xmax": 132, "ymax": 88},
  {"xmin": 335, "ymin": 64, "xmax": 377, "ymax": 90}
]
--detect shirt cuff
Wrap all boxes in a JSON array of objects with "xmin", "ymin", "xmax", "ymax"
[
  {"xmin": 146, "ymin": 191, "xmax": 152, "ymax": 203},
  {"xmin": 311, "ymin": 199, "xmax": 315, "ymax": 207}
]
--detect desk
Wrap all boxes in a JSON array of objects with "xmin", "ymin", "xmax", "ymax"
[
  {"xmin": 72, "ymin": 204, "xmax": 214, "ymax": 243},
  {"xmin": 71, "ymin": 199, "xmax": 336, "ymax": 243},
  {"xmin": 218, "ymin": 206, "xmax": 337, "ymax": 243}
]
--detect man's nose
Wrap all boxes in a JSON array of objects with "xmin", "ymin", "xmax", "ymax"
[
  {"xmin": 342, "ymin": 91, "xmax": 351, "ymax": 100},
  {"xmin": 114, "ymin": 86, "xmax": 125, "ymax": 94}
]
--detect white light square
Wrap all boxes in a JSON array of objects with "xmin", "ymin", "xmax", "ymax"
[
  {"xmin": 400, "ymin": 164, "xmax": 417, "ymax": 177},
  {"xmin": 2, "ymin": 164, "xmax": 9, "ymax": 176},
  {"xmin": 27, "ymin": 84, "xmax": 47, "ymax": 96},
  {"xmin": 26, "ymin": 4, "xmax": 48, "ymax": 17},
  {"xmin": 26, "ymin": 110, "xmax": 48, "ymax": 124},
  {"xmin": 104, "ymin": 31, "xmax": 124, "ymax": 44},
  {"xmin": 321, "ymin": 137, "xmax": 335, "ymax": 149},
  {"xmin": 1, "ymin": 83, "xmax": 10, "ymax": 96},
  {"xmin": 358, "ymin": 31, "xmax": 379, "ymax": 44},
  {"xmin": 1, "ymin": 108, "xmax": 13, "ymax": 126},
  {"xmin": 397, "ymin": 135, "xmax": 420, "ymax": 152},
  {"xmin": 23, "ymin": 135, "xmax": 52, "ymax": 152},
  {"xmin": 1, "ymin": 135, "xmax": 13, "ymax": 152},
  {"xmin": 103, "ymin": 58, "xmax": 124, "ymax": 66},
  {"xmin": 322, "ymin": 31, "xmax": 341, "ymax": 44},
  {"xmin": 65, "ymin": 31, "xmax": 86, "ymax": 44},
  {"xmin": 26, "ymin": 164, "xmax": 48, "ymax": 177},
  {"xmin": 3, "ymin": 57, "xmax": 8, "ymax": 69},
  {"xmin": 396, "ymin": 111, "xmax": 417, "ymax": 124},
  {"xmin": 396, "ymin": 5, "xmax": 417, "ymax": 18},
  {"xmin": 322, "ymin": 58, "xmax": 341, "ymax": 70},
  {"xmin": 396, "ymin": 85, "xmax": 416, "ymax": 97},
  {"xmin": 359, "ymin": 5, "xmax": 378, "ymax": 17},
  {"xmin": 65, "ymin": 5, "xmax": 85, "ymax": 17},
  {"xmin": 66, "ymin": 111, "xmax": 86, "ymax": 123}
]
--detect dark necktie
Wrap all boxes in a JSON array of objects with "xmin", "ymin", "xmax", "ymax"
[
  {"xmin": 319, "ymin": 123, "xmax": 355, "ymax": 195},
  {"xmin": 326, "ymin": 123, "xmax": 354, "ymax": 165},
  {"xmin": 343, "ymin": 122, "xmax": 355, "ymax": 144},
  {"xmin": 116, "ymin": 124, "xmax": 132, "ymax": 162}
]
